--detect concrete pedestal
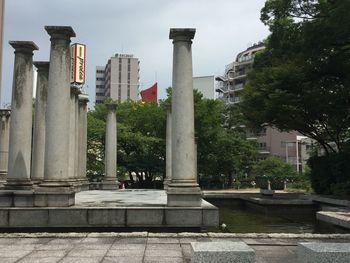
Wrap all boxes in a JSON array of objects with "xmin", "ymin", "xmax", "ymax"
[
  {"xmin": 101, "ymin": 103, "xmax": 119, "ymax": 190},
  {"xmin": 167, "ymin": 28, "xmax": 202, "ymax": 207},
  {"xmin": 5, "ymin": 41, "xmax": 38, "ymax": 191},
  {"xmin": 297, "ymin": 242, "xmax": 350, "ymax": 263}
]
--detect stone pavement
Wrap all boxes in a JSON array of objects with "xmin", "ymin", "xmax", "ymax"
[{"xmin": 0, "ymin": 232, "xmax": 349, "ymax": 263}]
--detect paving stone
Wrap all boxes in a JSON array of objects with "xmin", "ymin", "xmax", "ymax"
[
  {"xmin": 73, "ymin": 243, "xmax": 111, "ymax": 250},
  {"xmin": 114, "ymin": 237, "xmax": 147, "ymax": 244},
  {"xmin": 146, "ymin": 243, "xmax": 181, "ymax": 250},
  {"xmin": 106, "ymin": 249, "xmax": 144, "ymax": 257},
  {"xmin": 17, "ymin": 257, "xmax": 62, "ymax": 263},
  {"xmin": 102, "ymin": 257, "xmax": 144, "ymax": 263},
  {"xmin": 36, "ymin": 244, "xmax": 73, "ymax": 250},
  {"xmin": 80, "ymin": 237, "xmax": 115, "ymax": 244},
  {"xmin": 147, "ymin": 237, "xmax": 180, "ymax": 244},
  {"xmin": 67, "ymin": 248, "xmax": 108, "ymax": 257},
  {"xmin": 26, "ymin": 250, "xmax": 67, "ymax": 258},
  {"xmin": 145, "ymin": 249, "xmax": 183, "ymax": 258},
  {"xmin": 144, "ymin": 257, "xmax": 183, "ymax": 263},
  {"xmin": 47, "ymin": 238, "xmax": 82, "ymax": 244},
  {"xmin": 59, "ymin": 257, "xmax": 103, "ymax": 263},
  {"xmin": 109, "ymin": 243, "xmax": 146, "ymax": 250},
  {"xmin": 0, "ymin": 244, "xmax": 38, "ymax": 250},
  {"xmin": 0, "ymin": 258, "xmax": 19, "ymax": 263},
  {"xmin": 0, "ymin": 249, "xmax": 33, "ymax": 258},
  {"xmin": 16, "ymin": 238, "xmax": 53, "ymax": 244}
]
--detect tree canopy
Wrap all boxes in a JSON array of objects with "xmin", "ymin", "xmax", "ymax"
[
  {"xmin": 87, "ymin": 89, "xmax": 258, "ymax": 189},
  {"xmin": 241, "ymin": 0, "xmax": 350, "ymax": 154}
]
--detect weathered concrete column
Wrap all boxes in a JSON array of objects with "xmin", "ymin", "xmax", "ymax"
[
  {"xmin": 0, "ymin": 109, "xmax": 10, "ymax": 185},
  {"xmin": 38, "ymin": 26, "xmax": 76, "ymax": 207},
  {"xmin": 167, "ymin": 28, "xmax": 202, "ymax": 207},
  {"xmin": 31, "ymin": 62, "xmax": 49, "ymax": 184},
  {"xmin": 67, "ymin": 86, "xmax": 80, "ymax": 187},
  {"xmin": 5, "ymin": 41, "xmax": 38, "ymax": 190},
  {"xmin": 163, "ymin": 105, "xmax": 172, "ymax": 190},
  {"xmin": 101, "ymin": 103, "xmax": 119, "ymax": 190},
  {"xmin": 78, "ymin": 93, "xmax": 89, "ymax": 190}
]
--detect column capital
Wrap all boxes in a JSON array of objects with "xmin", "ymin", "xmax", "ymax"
[
  {"xmin": 45, "ymin": 26, "xmax": 76, "ymax": 40},
  {"xmin": 0, "ymin": 109, "xmax": 11, "ymax": 117},
  {"xmin": 169, "ymin": 28, "xmax": 196, "ymax": 42},
  {"xmin": 78, "ymin": 93, "xmax": 89, "ymax": 104},
  {"xmin": 9, "ymin": 41, "xmax": 38, "ymax": 54},
  {"xmin": 71, "ymin": 86, "xmax": 81, "ymax": 95},
  {"xmin": 105, "ymin": 103, "xmax": 117, "ymax": 111},
  {"xmin": 33, "ymin": 61, "xmax": 49, "ymax": 72}
]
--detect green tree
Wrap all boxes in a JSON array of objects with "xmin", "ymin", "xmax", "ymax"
[{"xmin": 241, "ymin": 0, "xmax": 350, "ymax": 154}]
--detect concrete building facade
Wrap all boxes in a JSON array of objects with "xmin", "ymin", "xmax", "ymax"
[
  {"xmin": 193, "ymin": 75, "xmax": 216, "ymax": 99},
  {"xmin": 95, "ymin": 54, "xmax": 140, "ymax": 104},
  {"xmin": 216, "ymin": 43, "xmax": 311, "ymax": 172}
]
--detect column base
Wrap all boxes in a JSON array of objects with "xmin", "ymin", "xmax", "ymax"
[
  {"xmin": 101, "ymin": 178, "xmax": 120, "ymax": 190},
  {"xmin": 163, "ymin": 179, "xmax": 171, "ymax": 190},
  {"xmin": 0, "ymin": 190, "xmax": 35, "ymax": 207},
  {"xmin": 35, "ymin": 180, "xmax": 75, "ymax": 206},
  {"xmin": 78, "ymin": 179, "xmax": 90, "ymax": 191},
  {"xmin": 167, "ymin": 183, "xmax": 202, "ymax": 207},
  {"xmin": 0, "ymin": 170, "xmax": 7, "ymax": 186},
  {"xmin": 4, "ymin": 179, "xmax": 33, "ymax": 190}
]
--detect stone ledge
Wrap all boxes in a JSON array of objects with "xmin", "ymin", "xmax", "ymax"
[
  {"xmin": 298, "ymin": 242, "xmax": 350, "ymax": 263},
  {"xmin": 317, "ymin": 211, "xmax": 350, "ymax": 229},
  {"xmin": 191, "ymin": 241, "xmax": 255, "ymax": 263}
]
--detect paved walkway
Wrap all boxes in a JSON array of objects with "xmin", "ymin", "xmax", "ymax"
[{"xmin": 0, "ymin": 233, "xmax": 349, "ymax": 263}]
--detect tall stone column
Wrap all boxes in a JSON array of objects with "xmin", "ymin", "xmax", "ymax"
[
  {"xmin": 167, "ymin": 28, "xmax": 202, "ymax": 207},
  {"xmin": 78, "ymin": 93, "xmax": 89, "ymax": 190},
  {"xmin": 102, "ymin": 103, "xmax": 119, "ymax": 190},
  {"xmin": 31, "ymin": 62, "xmax": 49, "ymax": 184},
  {"xmin": 67, "ymin": 87, "xmax": 80, "ymax": 188},
  {"xmin": 5, "ymin": 41, "xmax": 38, "ymax": 190},
  {"xmin": 38, "ymin": 26, "xmax": 76, "ymax": 206},
  {"xmin": 163, "ymin": 105, "xmax": 172, "ymax": 190},
  {"xmin": 0, "ymin": 109, "xmax": 10, "ymax": 185}
]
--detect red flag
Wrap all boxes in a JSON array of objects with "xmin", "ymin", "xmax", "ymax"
[{"xmin": 140, "ymin": 82, "xmax": 157, "ymax": 102}]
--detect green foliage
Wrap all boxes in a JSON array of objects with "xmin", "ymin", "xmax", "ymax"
[
  {"xmin": 242, "ymin": 0, "xmax": 350, "ymax": 154},
  {"xmin": 308, "ymin": 153, "xmax": 350, "ymax": 197},
  {"xmin": 87, "ymin": 89, "xmax": 259, "ymax": 188},
  {"xmin": 253, "ymin": 156, "xmax": 298, "ymax": 178},
  {"xmin": 252, "ymin": 157, "xmax": 298, "ymax": 189}
]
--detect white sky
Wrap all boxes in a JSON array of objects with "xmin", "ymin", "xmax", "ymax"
[{"xmin": 1, "ymin": 0, "xmax": 269, "ymax": 107}]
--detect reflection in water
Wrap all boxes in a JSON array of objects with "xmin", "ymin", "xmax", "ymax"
[{"xmin": 217, "ymin": 205, "xmax": 349, "ymax": 234}]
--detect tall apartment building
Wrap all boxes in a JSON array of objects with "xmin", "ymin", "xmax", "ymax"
[
  {"xmin": 216, "ymin": 43, "xmax": 311, "ymax": 172},
  {"xmin": 95, "ymin": 54, "xmax": 140, "ymax": 104}
]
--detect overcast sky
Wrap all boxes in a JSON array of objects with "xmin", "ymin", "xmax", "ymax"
[{"xmin": 1, "ymin": 0, "xmax": 270, "ymax": 107}]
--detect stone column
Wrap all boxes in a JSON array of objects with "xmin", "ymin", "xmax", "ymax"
[
  {"xmin": 167, "ymin": 28, "xmax": 202, "ymax": 207},
  {"xmin": 38, "ymin": 26, "xmax": 76, "ymax": 206},
  {"xmin": 163, "ymin": 105, "xmax": 172, "ymax": 190},
  {"xmin": 67, "ymin": 86, "xmax": 80, "ymax": 188},
  {"xmin": 78, "ymin": 93, "xmax": 89, "ymax": 190},
  {"xmin": 101, "ymin": 103, "xmax": 119, "ymax": 190},
  {"xmin": 31, "ymin": 62, "xmax": 49, "ymax": 184},
  {"xmin": 5, "ymin": 41, "xmax": 38, "ymax": 190},
  {"xmin": 0, "ymin": 109, "xmax": 10, "ymax": 185}
]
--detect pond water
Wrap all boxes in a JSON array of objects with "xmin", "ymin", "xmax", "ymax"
[{"xmin": 216, "ymin": 205, "xmax": 349, "ymax": 234}]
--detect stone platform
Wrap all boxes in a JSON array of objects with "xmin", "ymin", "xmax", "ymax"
[{"xmin": 0, "ymin": 190, "xmax": 219, "ymax": 230}]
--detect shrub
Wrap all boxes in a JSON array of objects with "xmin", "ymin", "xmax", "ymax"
[
  {"xmin": 252, "ymin": 157, "xmax": 298, "ymax": 190},
  {"xmin": 308, "ymin": 153, "xmax": 350, "ymax": 195}
]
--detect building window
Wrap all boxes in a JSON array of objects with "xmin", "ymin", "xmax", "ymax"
[{"xmin": 127, "ymin": 84, "xmax": 130, "ymax": 99}]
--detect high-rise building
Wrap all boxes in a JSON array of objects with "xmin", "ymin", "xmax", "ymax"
[
  {"xmin": 95, "ymin": 53, "xmax": 140, "ymax": 104},
  {"xmin": 216, "ymin": 43, "xmax": 311, "ymax": 172},
  {"xmin": 193, "ymin": 75, "xmax": 217, "ymax": 99}
]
